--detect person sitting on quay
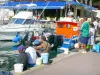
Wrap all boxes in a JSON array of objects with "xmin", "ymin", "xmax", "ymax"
[
  {"xmin": 25, "ymin": 41, "xmax": 37, "ymax": 68},
  {"xmin": 34, "ymin": 36, "xmax": 51, "ymax": 56},
  {"xmin": 18, "ymin": 45, "xmax": 28, "ymax": 71}
]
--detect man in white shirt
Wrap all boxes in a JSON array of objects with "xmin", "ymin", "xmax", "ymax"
[
  {"xmin": 93, "ymin": 18, "xmax": 99, "ymax": 32},
  {"xmin": 66, "ymin": 12, "xmax": 77, "ymax": 22},
  {"xmin": 97, "ymin": 19, "xmax": 100, "ymax": 34},
  {"xmin": 60, "ymin": 12, "xmax": 77, "ymax": 22},
  {"xmin": 25, "ymin": 42, "xmax": 37, "ymax": 67}
]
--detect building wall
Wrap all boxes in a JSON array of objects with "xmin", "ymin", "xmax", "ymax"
[
  {"xmin": 74, "ymin": 5, "xmax": 84, "ymax": 17},
  {"xmin": 74, "ymin": 0, "xmax": 91, "ymax": 5}
]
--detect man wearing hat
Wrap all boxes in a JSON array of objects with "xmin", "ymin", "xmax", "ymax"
[
  {"xmin": 18, "ymin": 45, "xmax": 28, "ymax": 71},
  {"xmin": 65, "ymin": 12, "xmax": 77, "ymax": 22}
]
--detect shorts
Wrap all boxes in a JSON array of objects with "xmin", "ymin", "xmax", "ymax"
[{"xmin": 79, "ymin": 35, "xmax": 89, "ymax": 44}]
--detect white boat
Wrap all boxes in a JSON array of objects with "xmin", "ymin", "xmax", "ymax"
[
  {"xmin": 0, "ymin": 10, "xmax": 44, "ymax": 40},
  {"xmin": 0, "ymin": 3, "xmax": 56, "ymax": 40},
  {"xmin": 0, "ymin": 3, "xmax": 48, "ymax": 40}
]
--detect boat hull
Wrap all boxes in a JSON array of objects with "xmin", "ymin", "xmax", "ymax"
[{"xmin": 0, "ymin": 24, "xmax": 40, "ymax": 40}]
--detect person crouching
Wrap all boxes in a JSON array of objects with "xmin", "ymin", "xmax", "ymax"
[{"xmin": 18, "ymin": 45, "xmax": 28, "ymax": 71}]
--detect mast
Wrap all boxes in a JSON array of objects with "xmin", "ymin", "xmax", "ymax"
[
  {"xmin": 65, "ymin": 0, "xmax": 72, "ymax": 17},
  {"xmin": 90, "ymin": 0, "xmax": 92, "ymax": 18}
]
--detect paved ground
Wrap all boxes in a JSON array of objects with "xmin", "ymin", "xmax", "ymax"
[{"xmin": 18, "ymin": 51, "xmax": 100, "ymax": 75}]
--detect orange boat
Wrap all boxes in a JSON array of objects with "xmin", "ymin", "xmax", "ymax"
[{"xmin": 56, "ymin": 20, "xmax": 80, "ymax": 39}]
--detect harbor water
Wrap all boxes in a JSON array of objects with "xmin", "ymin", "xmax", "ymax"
[{"xmin": 0, "ymin": 41, "xmax": 19, "ymax": 71}]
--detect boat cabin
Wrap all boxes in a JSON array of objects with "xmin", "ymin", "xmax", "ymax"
[{"xmin": 56, "ymin": 21, "xmax": 79, "ymax": 38}]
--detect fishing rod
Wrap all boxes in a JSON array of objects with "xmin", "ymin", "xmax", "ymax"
[
  {"xmin": 65, "ymin": 0, "xmax": 80, "ymax": 22},
  {"xmin": 65, "ymin": 0, "xmax": 72, "ymax": 17},
  {"xmin": 25, "ymin": 1, "xmax": 50, "ymax": 42},
  {"xmin": 26, "ymin": 1, "xmax": 50, "ymax": 31},
  {"xmin": 12, "ymin": 1, "xmax": 51, "ymax": 44}
]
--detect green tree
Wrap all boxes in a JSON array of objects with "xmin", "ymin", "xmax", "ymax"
[{"xmin": 92, "ymin": 0, "xmax": 100, "ymax": 4}]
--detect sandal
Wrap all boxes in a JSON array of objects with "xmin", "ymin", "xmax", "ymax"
[{"xmin": 82, "ymin": 51, "xmax": 87, "ymax": 54}]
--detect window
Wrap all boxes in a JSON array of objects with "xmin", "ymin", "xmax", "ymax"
[
  {"xmin": 9, "ymin": 18, "xmax": 16, "ymax": 24},
  {"xmin": 58, "ymin": 23, "xmax": 63, "ymax": 28},
  {"xmin": 66, "ymin": 24, "xmax": 71, "ymax": 28},
  {"xmin": 14, "ymin": 19, "xmax": 24, "ymax": 24},
  {"xmin": 77, "ymin": 9, "xmax": 81, "ymax": 17},
  {"xmin": 24, "ymin": 19, "xmax": 34, "ymax": 24},
  {"xmin": 9, "ymin": 18, "xmax": 35, "ymax": 24}
]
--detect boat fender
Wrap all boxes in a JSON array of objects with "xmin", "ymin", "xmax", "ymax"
[{"xmin": 12, "ymin": 36, "xmax": 22, "ymax": 43}]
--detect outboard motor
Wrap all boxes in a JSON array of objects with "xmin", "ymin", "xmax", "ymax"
[
  {"xmin": 22, "ymin": 31, "xmax": 29, "ymax": 41},
  {"xmin": 20, "ymin": 31, "xmax": 34, "ymax": 45},
  {"xmin": 27, "ymin": 31, "xmax": 34, "ymax": 42}
]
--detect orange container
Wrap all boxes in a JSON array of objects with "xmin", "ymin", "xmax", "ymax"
[{"xmin": 56, "ymin": 21, "xmax": 79, "ymax": 38}]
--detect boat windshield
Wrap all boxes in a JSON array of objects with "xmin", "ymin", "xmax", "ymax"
[
  {"xmin": 23, "ymin": 19, "xmax": 34, "ymax": 24},
  {"xmin": 9, "ymin": 18, "xmax": 16, "ymax": 24},
  {"xmin": 9, "ymin": 18, "xmax": 24, "ymax": 24},
  {"xmin": 9, "ymin": 18, "xmax": 35, "ymax": 24}
]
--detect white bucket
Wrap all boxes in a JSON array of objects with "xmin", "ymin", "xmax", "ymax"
[
  {"xmin": 74, "ymin": 43, "xmax": 79, "ymax": 49},
  {"xmin": 14, "ymin": 64, "xmax": 23, "ymax": 73},
  {"xmin": 36, "ymin": 58, "xmax": 42, "ymax": 66},
  {"xmin": 63, "ymin": 48, "xmax": 69, "ymax": 54},
  {"xmin": 41, "ymin": 53, "xmax": 49, "ymax": 64}
]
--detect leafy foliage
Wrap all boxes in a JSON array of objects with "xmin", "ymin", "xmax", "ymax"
[{"xmin": 92, "ymin": 0, "xmax": 100, "ymax": 4}]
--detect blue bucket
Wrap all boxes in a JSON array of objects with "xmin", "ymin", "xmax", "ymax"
[{"xmin": 41, "ymin": 53, "xmax": 49, "ymax": 64}]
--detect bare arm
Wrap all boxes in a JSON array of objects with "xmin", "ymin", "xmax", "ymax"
[{"xmin": 34, "ymin": 44, "xmax": 44, "ymax": 50}]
